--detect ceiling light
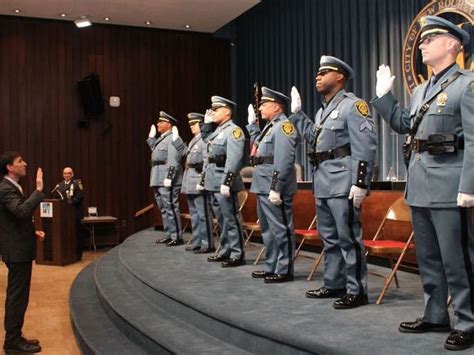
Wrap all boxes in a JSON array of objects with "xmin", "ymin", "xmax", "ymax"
[
  {"xmin": 74, "ymin": 18, "xmax": 92, "ymax": 28},
  {"xmin": 104, "ymin": 17, "xmax": 110, "ymax": 21},
  {"xmin": 185, "ymin": 24, "xmax": 191, "ymax": 29},
  {"xmin": 145, "ymin": 20, "xmax": 152, "ymax": 25},
  {"xmin": 13, "ymin": 9, "xmax": 21, "ymax": 13},
  {"xmin": 60, "ymin": 13, "xmax": 67, "ymax": 18}
]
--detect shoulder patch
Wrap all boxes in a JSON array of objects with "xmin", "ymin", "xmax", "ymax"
[
  {"xmin": 232, "ymin": 127, "xmax": 243, "ymax": 140},
  {"xmin": 355, "ymin": 100, "xmax": 370, "ymax": 118},
  {"xmin": 281, "ymin": 121, "xmax": 295, "ymax": 136}
]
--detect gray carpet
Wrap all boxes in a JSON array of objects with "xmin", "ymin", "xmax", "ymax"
[{"xmin": 70, "ymin": 228, "xmax": 469, "ymax": 354}]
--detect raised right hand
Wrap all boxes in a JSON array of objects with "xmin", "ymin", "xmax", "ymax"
[
  {"xmin": 36, "ymin": 168, "xmax": 43, "ymax": 192},
  {"xmin": 204, "ymin": 109, "xmax": 214, "ymax": 124},
  {"xmin": 148, "ymin": 124, "xmax": 157, "ymax": 138},
  {"xmin": 376, "ymin": 65, "xmax": 395, "ymax": 98},
  {"xmin": 247, "ymin": 104, "xmax": 257, "ymax": 125},
  {"xmin": 291, "ymin": 86, "xmax": 302, "ymax": 113}
]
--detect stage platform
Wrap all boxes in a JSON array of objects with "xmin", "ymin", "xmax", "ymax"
[{"xmin": 70, "ymin": 228, "xmax": 465, "ymax": 354}]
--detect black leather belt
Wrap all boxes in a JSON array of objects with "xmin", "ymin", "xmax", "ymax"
[
  {"xmin": 186, "ymin": 162, "xmax": 204, "ymax": 172},
  {"xmin": 411, "ymin": 134, "xmax": 464, "ymax": 155},
  {"xmin": 151, "ymin": 160, "xmax": 166, "ymax": 167},
  {"xmin": 249, "ymin": 156, "xmax": 274, "ymax": 165},
  {"xmin": 208, "ymin": 155, "xmax": 226, "ymax": 167},
  {"xmin": 307, "ymin": 145, "xmax": 351, "ymax": 165}
]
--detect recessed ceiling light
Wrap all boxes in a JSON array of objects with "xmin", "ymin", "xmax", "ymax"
[
  {"xmin": 13, "ymin": 9, "xmax": 21, "ymax": 13},
  {"xmin": 74, "ymin": 18, "xmax": 92, "ymax": 28},
  {"xmin": 60, "ymin": 13, "xmax": 67, "ymax": 18},
  {"xmin": 145, "ymin": 20, "xmax": 151, "ymax": 25},
  {"xmin": 185, "ymin": 24, "xmax": 191, "ymax": 29},
  {"xmin": 104, "ymin": 17, "xmax": 110, "ymax": 21}
]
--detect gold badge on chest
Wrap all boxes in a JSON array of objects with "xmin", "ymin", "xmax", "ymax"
[{"xmin": 436, "ymin": 93, "xmax": 448, "ymax": 107}]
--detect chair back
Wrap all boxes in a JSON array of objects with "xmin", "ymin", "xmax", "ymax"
[{"xmin": 385, "ymin": 197, "xmax": 411, "ymax": 222}]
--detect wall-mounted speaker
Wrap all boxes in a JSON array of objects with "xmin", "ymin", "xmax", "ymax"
[{"xmin": 77, "ymin": 74, "xmax": 105, "ymax": 117}]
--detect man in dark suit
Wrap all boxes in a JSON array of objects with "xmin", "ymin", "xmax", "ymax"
[
  {"xmin": 53, "ymin": 167, "xmax": 85, "ymax": 260},
  {"xmin": 0, "ymin": 151, "xmax": 44, "ymax": 353}
]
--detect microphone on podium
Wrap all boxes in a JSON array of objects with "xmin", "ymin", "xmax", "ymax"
[{"xmin": 51, "ymin": 185, "xmax": 64, "ymax": 199}]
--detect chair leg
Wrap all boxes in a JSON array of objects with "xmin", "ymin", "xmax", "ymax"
[
  {"xmin": 388, "ymin": 256, "xmax": 400, "ymax": 288},
  {"xmin": 254, "ymin": 246, "xmax": 265, "ymax": 265},
  {"xmin": 294, "ymin": 238, "xmax": 305, "ymax": 260},
  {"xmin": 376, "ymin": 251, "xmax": 410, "ymax": 305},
  {"xmin": 244, "ymin": 230, "xmax": 254, "ymax": 248},
  {"xmin": 307, "ymin": 251, "xmax": 324, "ymax": 281}
]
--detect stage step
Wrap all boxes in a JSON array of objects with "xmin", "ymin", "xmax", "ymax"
[
  {"xmin": 94, "ymin": 248, "xmax": 250, "ymax": 354},
  {"xmin": 69, "ymin": 263, "xmax": 147, "ymax": 355}
]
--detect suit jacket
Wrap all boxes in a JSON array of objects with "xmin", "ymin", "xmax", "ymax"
[
  {"xmin": 289, "ymin": 90, "xmax": 377, "ymax": 198},
  {"xmin": 0, "ymin": 178, "xmax": 45, "ymax": 263},
  {"xmin": 247, "ymin": 113, "xmax": 298, "ymax": 195},
  {"xmin": 372, "ymin": 64, "xmax": 474, "ymax": 208}
]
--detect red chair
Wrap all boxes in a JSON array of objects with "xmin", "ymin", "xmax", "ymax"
[{"xmin": 363, "ymin": 196, "xmax": 415, "ymax": 304}]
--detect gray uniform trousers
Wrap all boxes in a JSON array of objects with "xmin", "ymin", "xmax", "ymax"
[
  {"xmin": 257, "ymin": 193, "xmax": 296, "ymax": 275},
  {"xmin": 155, "ymin": 185, "xmax": 182, "ymax": 240},
  {"xmin": 209, "ymin": 191, "xmax": 244, "ymax": 259},
  {"xmin": 411, "ymin": 207, "xmax": 474, "ymax": 332},
  {"xmin": 187, "ymin": 193, "xmax": 214, "ymax": 249},
  {"xmin": 316, "ymin": 197, "xmax": 367, "ymax": 295}
]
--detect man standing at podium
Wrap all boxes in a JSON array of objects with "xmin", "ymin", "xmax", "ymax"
[
  {"xmin": 53, "ymin": 167, "xmax": 85, "ymax": 261},
  {"xmin": 0, "ymin": 151, "xmax": 44, "ymax": 353}
]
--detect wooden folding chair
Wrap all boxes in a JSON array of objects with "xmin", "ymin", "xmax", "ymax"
[
  {"xmin": 294, "ymin": 215, "xmax": 323, "ymax": 281},
  {"xmin": 363, "ymin": 196, "xmax": 415, "ymax": 304}
]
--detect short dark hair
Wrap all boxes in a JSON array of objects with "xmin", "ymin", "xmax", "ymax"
[{"xmin": 0, "ymin": 151, "xmax": 21, "ymax": 176}]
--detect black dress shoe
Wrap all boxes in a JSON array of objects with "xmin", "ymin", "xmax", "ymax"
[
  {"xmin": 166, "ymin": 239, "xmax": 184, "ymax": 246},
  {"xmin": 398, "ymin": 318, "xmax": 451, "ymax": 334},
  {"xmin": 207, "ymin": 255, "xmax": 229, "ymax": 262},
  {"xmin": 194, "ymin": 248, "xmax": 216, "ymax": 254},
  {"xmin": 185, "ymin": 245, "xmax": 200, "ymax": 251},
  {"xmin": 156, "ymin": 237, "xmax": 172, "ymax": 244},
  {"xmin": 305, "ymin": 287, "xmax": 346, "ymax": 299},
  {"xmin": 20, "ymin": 337, "xmax": 40, "ymax": 346},
  {"xmin": 333, "ymin": 294, "xmax": 369, "ymax": 309},
  {"xmin": 264, "ymin": 274, "xmax": 294, "ymax": 283},
  {"xmin": 251, "ymin": 270, "xmax": 275, "ymax": 279},
  {"xmin": 445, "ymin": 330, "xmax": 474, "ymax": 351},
  {"xmin": 221, "ymin": 258, "xmax": 246, "ymax": 268},
  {"xmin": 3, "ymin": 338, "xmax": 41, "ymax": 353}
]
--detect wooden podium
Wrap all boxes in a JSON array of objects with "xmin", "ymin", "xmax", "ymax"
[{"xmin": 34, "ymin": 199, "xmax": 77, "ymax": 265}]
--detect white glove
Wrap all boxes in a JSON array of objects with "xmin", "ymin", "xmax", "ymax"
[
  {"xmin": 247, "ymin": 104, "xmax": 257, "ymax": 125},
  {"xmin": 172, "ymin": 126, "xmax": 179, "ymax": 141},
  {"xmin": 163, "ymin": 178, "xmax": 172, "ymax": 187},
  {"xmin": 204, "ymin": 109, "xmax": 214, "ymax": 124},
  {"xmin": 457, "ymin": 193, "xmax": 474, "ymax": 207},
  {"xmin": 376, "ymin": 65, "xmax": 395, "ymax": 98},
  {"xmin": 268, "ymin": 190, "xmax": 282, "ymax": 205},
  {"xmin": 148, "ymin": 124, "xmax": 156, "ymax": 138},
  {"xmin": 196, "ymin": 183, "xmax": 205, "ymax": 191},
  {"xmin": 220, "ymin": 184, "xmax": 230, "ymax": 197},
  {"xmin": 291, "ymin": 86, "xmax": 302, "ymax": 113},
  {"xmin": 348, "ymin": 185, "xmax": 368, "ymax": 208}
]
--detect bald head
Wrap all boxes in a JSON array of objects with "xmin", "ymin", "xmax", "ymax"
[{"xmin": 63, "ymin": 167, "xmax": 74, "ymax": 182}]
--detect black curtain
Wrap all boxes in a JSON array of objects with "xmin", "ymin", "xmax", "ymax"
[{"xmin": 229, "ymin": 0, "xmax": 429, "ymax": 180}]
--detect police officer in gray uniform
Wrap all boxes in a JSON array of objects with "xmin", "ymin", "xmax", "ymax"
[
  {"xmin": 179, "ymin": 113, "xmax": 215, "ymax": 253},
  {"xmin": 147, "ymin": 111, "xmax": 186, "ymax": 246},
  {"xmin": 202, "ymin": 96, "xmax": 246, "ymax": 267},
  {"xmin": 290, "ymin": 55, "xmax": 377, "ymax": 309},
  {"xmin": 246, "ymin": 87, "xmax": 298, "ymax": 283},
  {"xmin": 372, "ymin": 16, "xmax": 474, "ymax": 351}
]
